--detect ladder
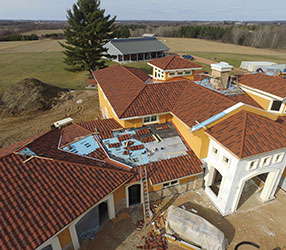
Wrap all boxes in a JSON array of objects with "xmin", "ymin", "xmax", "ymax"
[{"xmin": 140, "ymin": 166, "xmax": 152, "ymax": 225}]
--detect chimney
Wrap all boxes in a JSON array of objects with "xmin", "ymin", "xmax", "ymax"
[{"xmin": 210, "ymin": 62, "xmax": 233, "ymax": 90}]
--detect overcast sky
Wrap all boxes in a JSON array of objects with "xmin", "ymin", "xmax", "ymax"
[{"xmin": 1, "ymin": 0, "xmax": 285, "ymax": 21}]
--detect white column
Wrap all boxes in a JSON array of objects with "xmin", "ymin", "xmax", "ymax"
[
  {"xmin": 106, "ymin": 195, "xmax": 115, "ymax": 219},
  {"xmin": 69, "ymin": 225, "xmax": 80, "ymax": 250}
]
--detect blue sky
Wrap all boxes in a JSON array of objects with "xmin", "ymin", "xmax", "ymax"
[{"xmin": 1, "ymin": 0, "xmax": 285, "ymax": 21}]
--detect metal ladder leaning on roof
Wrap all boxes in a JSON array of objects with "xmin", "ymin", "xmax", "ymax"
[{"xmin": 140, "ymin": 166, "xmax": 152, "ymax": 225}]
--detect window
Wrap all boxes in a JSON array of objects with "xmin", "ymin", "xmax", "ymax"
[
  {"xmin": 171, "ymin": 180, "xmax": 178, "ymax": 185},
  {"xmin": 213, "ymin": 148, "xmax": 218, "ymax": 155},
  {"xmin": 212, "ymin": 147, "xmax": 218, "ymax": 158},
  {"xmin": 185, "ymin": 71, "xmax": 192, "ymax": 75},
  {"xmin": 143, "ymin": 115, "xmax": 158, "ymax": 124},
  {"xmin": 177, "ymin": 72, "xmax": 183, "ymax": 75},
  {"xmin": 273, "ymin": 153, "xmax": 284, "ymax": 164},
  {"xmin": 169, "ymin": 72, "xmax": 175, "ymax": 76},
  {"xmin": 270, "ymin": 100, "xmax": 282, "ymax": 112},
  {"xmin": 248, "ymin": 160, "xmax": 258, "ymax": 170},
  {"xmin": 222, "ymin": 156, "xmax": 230, "ymax": 166},
  {"xmin": 163, "ymin": 180, "xmax": 178, "ymax": 188},
  {"xmin": 151, "ymin": 115, "xmax": 157, "ymax": 122},
  {"xmin": 163, "ymin": 183, "xmax": 170, "ymax": 188},
  {"xmin": 260, "ymin": 156, "xmax": 272, "ymax": 167}
]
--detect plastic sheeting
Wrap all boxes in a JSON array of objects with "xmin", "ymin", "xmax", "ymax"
[
  {"xmin": 240, "ymin": 61, "xmax": 286, "ymax": 74},
  {"xmin": 165, "ymin": 206, "xmax": 227, "ymax": 250},
  {"xmin": 75, "ymin": 205, "xmax": 100, "ymax": 244}
]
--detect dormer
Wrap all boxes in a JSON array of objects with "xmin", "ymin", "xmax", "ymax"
[{"xmin": 148, "ymin": 55, "xmax": 202, "ymax": 81}]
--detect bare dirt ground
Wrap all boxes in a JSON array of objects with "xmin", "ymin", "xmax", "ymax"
[
  {"xmin": 0, "ymin": 89, "xmax": 99, "ymax": 148},
  {"xmin": 81, "ymin": 188, "xmax": 286, "ymax": 250}
]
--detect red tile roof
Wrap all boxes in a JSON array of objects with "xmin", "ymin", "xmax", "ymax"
[
  {"xmin": 93, "ymin": 65, "xmax": 147, "ymax": 117},
  {"xmin": 121, "ymin": 80, "xmax": 189, "ymax": 118},
  {"xmin": 148, "ymin": 56, "xmax": 202, "ymax": 70},
  {"xmin": 23, "ymin": 128, "xmax": 127, "ymax": 171},
  {"xmin": 60, "ymin": 123, "xmax": 91, "ymax": 147},
  {"xmin": 93, "ymin": 66, "xmax": 261, "ymax": 127},
  {"xmin": 78, "ymin": 118, "xmax": 123, "ymax": 139},
  {"xmin": 225, "ymin": 92, "xmax": 262, "ymax": 109},
  {"xmin": 0, "ymin": 153, "xmax": 132, "ymax": 250},
  {"xmin": 134, "ymin": 151, "xmax": 202, "ymax": 184},
  {"xmin": 172, "ymin": 81, "xmax": 236, "ymax": 127},
  {"xmin": 207, "ymin": 110, "xmax": 286, "ymax": 158},
  {"xmin": 0, "ymin": 132, "xmax": 48, "ymax": 158},
  {"xmin": 238, "ymin": 73, "xmax": 286, "ymax": 98}
]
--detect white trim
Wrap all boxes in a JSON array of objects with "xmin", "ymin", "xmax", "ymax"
[
  {"xmin": 121, "ymin": 112, "xmax": 170, "ymax": 121},
  {"xmin": 147, "ymin": 62, "xmax": 202, "ymax": 72},
  {"xmin": 165, "ymin": 67, "xmax": 202, "ymax": 72},
  {"xmin": 106, "ymin": 42, "xmax": 124, "ymax": 55},
  {"xmin": 239, "ymin": 84, "xmax": 283, "ymax": 100},
  {"xmin": 240, "ymin": 86, "xmax": 274, "ymax": 101},
  {"xmin": 143, "ymin": 115, "xmax": 159, "ymax": 125}
]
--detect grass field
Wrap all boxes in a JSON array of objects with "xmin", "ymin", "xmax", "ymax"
[
  {"xmin": 0, "ymin": 39, "xmax": 153, "ymax": 93},
  {"xmin": 21, "ymin": 29, "xmax": 64, "ymax": 36},
  {"xmin": 1, "ymin": 36, "xmax": 285, "ymax": 93},
  {"xmin": 160, "ymin": 37, "xmax": 286, "ymax": 68}
]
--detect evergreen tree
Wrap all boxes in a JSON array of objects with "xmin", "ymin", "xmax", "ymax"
[{"xmin": 60, "ymin": 0, "xmax": 116, "ymax": 73}]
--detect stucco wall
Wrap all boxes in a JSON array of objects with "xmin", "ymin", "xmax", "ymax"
[{"xmin": 205, "ymin": 138, "xmax": 286, "ymax": 216}]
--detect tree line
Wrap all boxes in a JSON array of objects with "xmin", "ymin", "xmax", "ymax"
[
  {"xmin": 0, "ymin": 33, "xmax": 39, "ymax": 41},
  {"xmin": 122, "ymin": 23, "xmax": 286, "ymax": 49}
]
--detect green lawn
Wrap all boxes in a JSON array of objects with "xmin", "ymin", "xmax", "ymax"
[
  {"xmin": 0, "ymin": 51, "xmax": 90, "ymax": 93},
  {"xmin": 0, "ymin": 39, "xmax": 154, "ymax": 93}
]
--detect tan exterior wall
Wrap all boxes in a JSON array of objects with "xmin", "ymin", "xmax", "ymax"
[
  {"xmin": 164, "ymin": 72, "xmax": 195, "ymax": 81},
  {"xmin": 243, "ymin": 91, "xmax": 271, "ymax": 110},
  {"xmin": 172, "ymin": 115, "xmax": 210, "ymax": 159},
  {"xmin": 58, "ymin": 227, "xmax": 72, "ymax": 249},
  {"xmin": 122, "ymin": 118, "xmax": 143, "ymax": 128},
  {"xmin": 98, "ymin": 84, "xmax": 125, "ymax": 127},
  {"xmin": 113, "ymin": 184, "xmax": 126, "ymax": 205}
]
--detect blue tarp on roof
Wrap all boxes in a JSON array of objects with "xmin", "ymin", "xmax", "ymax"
[{"xmin": 63, "ymin": 135, "xmax": 100, "ymax": 156}]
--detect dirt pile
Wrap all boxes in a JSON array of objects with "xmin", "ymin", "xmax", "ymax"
[{"xmin": 0, "ymin": 78, "xmax": 67, "ymax": 116}]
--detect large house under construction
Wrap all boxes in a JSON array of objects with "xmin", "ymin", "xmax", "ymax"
[{"xmin": 1, "ymin": 56, "xmax": 286, "ymax": 250}]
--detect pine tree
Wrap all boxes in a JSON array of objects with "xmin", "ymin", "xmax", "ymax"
[{"xmin": 60, "ymin": 0, "xmax": 116, "ymax": 73}]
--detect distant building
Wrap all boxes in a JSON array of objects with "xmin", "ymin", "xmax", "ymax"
[{"xmin": 104, "ymin": 37, "xmax": 169, "ymax": 63}]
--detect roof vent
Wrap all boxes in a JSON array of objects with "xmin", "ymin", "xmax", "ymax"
[{"xmin": 52, "ymin": 117, "xmax": 73, "ymax": 129}]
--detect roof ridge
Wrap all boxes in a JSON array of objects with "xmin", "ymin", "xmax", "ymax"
[
  {"xmin": 120, "ymin": 84, "xmax": 147, "ymax": 118},
  {"xmin": 110, "ymin": 66, "xmax": 146, "ymax": 117},
  {"xmin": 239, "ymin": 111, "xmax": 248, "ymax": 159},
  {"xmin": 123, "ymin": 66, "xmax": 149, "ymax": 83},
  {"xmin": 32, "ymin": 153, "xmax": 133, "ymax": 175},
  {"xmin": 162, "ymin": 55, "xmax": 176, "ymax": 70},
  {"xmin": 171, "ymin": 82, "xmax": 191, "ymax": 110},
  {"xmin": 190, "ymin": 79, "xmax": 238, "ymax": 105}
]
